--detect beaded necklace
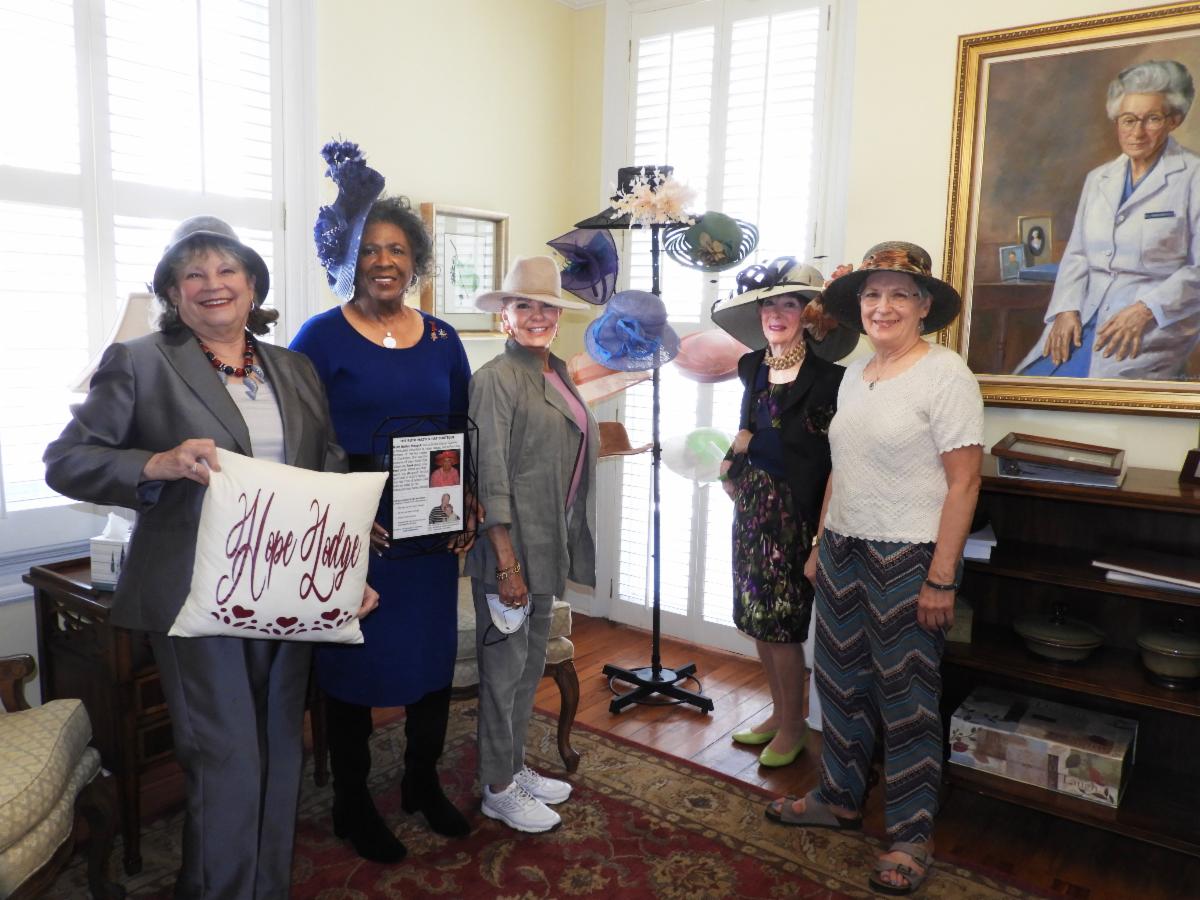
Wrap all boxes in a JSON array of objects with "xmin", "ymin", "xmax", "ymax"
[
  {"xmin": 763, "ymin": 341, "xmax": 806, "ymax": 371},
  {"xmin": 198, "ymin": 333, "xmax": 256, "ymax": 376}
]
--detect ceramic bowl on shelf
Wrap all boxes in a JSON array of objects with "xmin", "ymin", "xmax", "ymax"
[
  {"xmin": 1013, "ymin": 608, "xmax": 1104, "ymax": 662},
  {"xmin": 1137, "ymin": 621, "xmax": 1200, "ymax": 690}
]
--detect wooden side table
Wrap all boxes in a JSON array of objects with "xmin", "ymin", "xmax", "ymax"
[{"xmin": 23, "ymin": 559, "xmax": 171, "ymax": 876}]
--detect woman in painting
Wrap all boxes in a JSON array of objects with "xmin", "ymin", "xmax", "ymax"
[
  {"xmin": 709, "ymin": 258, "xmax": 854, "ymax": 769},
  {"xmin": 291, "ymin": 142, "xmax": 474, "ymax": 862},
  {"xmin": 766, "ymin": 243, "xmax": 983, "ymax": 896},
  {"xmin": 468, "ymin": 256, "xmax": 596, "ymax": 833},
  {"xmin": 1017, "ymin": 59, "xmax": 1200, "ymax": 380}
]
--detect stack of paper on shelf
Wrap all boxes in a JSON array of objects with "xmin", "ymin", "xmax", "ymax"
[
  {"xmin": 1093, "ymin": 549, "xmax": 1200, "ymax": 596},
  {"xmin": 963, "ymin": 523, "xmax": 997, "ymax": 561}
]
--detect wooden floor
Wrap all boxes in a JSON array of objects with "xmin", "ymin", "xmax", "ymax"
[{"xmin": 541, "ymin": 614, "xmax": 1200, "ymax": 900}]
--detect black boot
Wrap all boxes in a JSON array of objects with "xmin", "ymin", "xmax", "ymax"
[
  {"xmin": 326, "ymin": 695, "xmax": 407, "ymax": 863},
  {"xmin": 400, "ymin": 686, "xmax": 470, "ymax": 838}
]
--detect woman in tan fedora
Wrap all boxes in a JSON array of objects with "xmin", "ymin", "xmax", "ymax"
[{"xmin": 466, "ymin": 256, "xmax": 598, "ymax": 833}]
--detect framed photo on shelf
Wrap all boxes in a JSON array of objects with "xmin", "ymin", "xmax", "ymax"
[
  {"xmin": 1016, "ymin": 216, "xmax": 1052, "ymax": 267},
  {"xmin": 419, "ymin": 203, "xmax": 508, "ymax": 333},
  {"xmin": 941, "ymin": 4, "xmax": 1200, "ymax": 416},
  {"xmin": 1179, "ymin": 448, "xmax": 1200, "ymax": 485},
  {"xmin": 998, "ymin": 244, "xmax": 1024, "ymax": 281}
]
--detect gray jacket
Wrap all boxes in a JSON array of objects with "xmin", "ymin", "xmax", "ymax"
[
  {"xmin": 44, "ymin": 328, "xmax": 347, "ymax": 632},
  {"xmin": 466, "ymin": 339, "xmax": 597, "ymax": 595}
]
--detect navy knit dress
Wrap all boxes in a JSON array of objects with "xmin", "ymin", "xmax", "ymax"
[{"xmin": 291, "ymin": 306, "xmax": 470, "ymax": 706}]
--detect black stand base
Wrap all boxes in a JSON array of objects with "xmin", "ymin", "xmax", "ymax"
[{"xmin": 602, "ymin": 662, "xmax": 715, "ymax": 713}]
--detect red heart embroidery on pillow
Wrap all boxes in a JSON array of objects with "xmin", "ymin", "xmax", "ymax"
[
  {"xmin": 276, "ymin": 616, "xmax": 298, "ymax": 627},
  {"xmin": 320, "ymin": 609, "xmax": 342, "ymax": 621},
  {"xmin": 232, "ymin": 605, "xmax": 254, "ymax": 619}
]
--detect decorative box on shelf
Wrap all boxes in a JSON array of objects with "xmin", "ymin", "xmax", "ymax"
[{"xmin": 948, "ymin": 687, "xmax": 1137, "ymax": 808}]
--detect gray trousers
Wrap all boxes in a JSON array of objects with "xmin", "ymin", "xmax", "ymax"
[
  {"xmin": 149, "ymin": 633, "xmax": 311, "ymax": 900},
  {"xmin": 472, "ymin": 581, "xmax": 553, "ymax": 785}
]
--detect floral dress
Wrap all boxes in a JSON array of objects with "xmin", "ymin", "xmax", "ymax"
[{"xmin": 731, "ymin": 383, "xmax": 815, "ymax": 643}]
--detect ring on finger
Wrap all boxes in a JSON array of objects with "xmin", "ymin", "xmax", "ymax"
[{"xmin": 190, "ymin": 462, "xmax": 198, "ymax": 474}]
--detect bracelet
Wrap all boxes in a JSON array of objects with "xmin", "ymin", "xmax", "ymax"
[
  {"xmin": 924, "ymin": 577, "xmax": 958, "ymax": 592},
  {"xmin": 495, "ymin": 561, "xmax": 522, "ymax": 582}
]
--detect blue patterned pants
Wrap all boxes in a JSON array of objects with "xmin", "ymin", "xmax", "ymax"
[{"xmin": 812, "ymin": 530, "xmax": 946, "ymax": 845}]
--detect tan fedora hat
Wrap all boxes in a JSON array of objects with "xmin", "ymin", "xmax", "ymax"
[
  {"xmin": 598, "ymin": 421, "xmax": 651, "ymax": 458},
  {"xmin": 475, "ymin": 255, "xmax": 591, "ymax": 312}
]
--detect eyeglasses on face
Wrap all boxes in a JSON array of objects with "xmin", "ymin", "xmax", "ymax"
[
  {"xmin": 1115, "ymin": 112, "xmax": 1173, "ymax": 132},
  {"xmin": 858, "ymin": 287, "xmax": 922, "ymax": 305}
]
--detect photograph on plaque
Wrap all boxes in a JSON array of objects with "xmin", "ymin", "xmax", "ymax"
[{"xmin": 390, "ymin": 432, "xmax": 466, "ymax": 540}]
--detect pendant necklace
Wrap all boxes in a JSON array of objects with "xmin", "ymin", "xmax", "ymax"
[
  {"xmin": 382, "ymin": 330, "xmax": 397, "ymax": 349},
  {"xmin": 869, "ymin": 341, "xmax": 917, "ymax": 390}
]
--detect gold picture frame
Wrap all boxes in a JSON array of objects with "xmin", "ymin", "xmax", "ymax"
[
  {"xmin": 418, "ymin": 203, "xmax": 509, "ymax": 333},
  {"xmin": 942, "ymin": 2, "xmax": 1200, "ymax": 416}
]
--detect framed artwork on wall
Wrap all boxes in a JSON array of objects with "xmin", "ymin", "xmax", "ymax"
[
  {"xmin": 418, "ymin": 203, "xmax": 508, "ymax": 333},
  {"xmin": 941, "ymin": 3, "xmax": 1200, "ymax": 416}
]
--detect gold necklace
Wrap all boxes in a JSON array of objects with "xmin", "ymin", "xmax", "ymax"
[{"xmin": 764, "ymin": 342, "xmax": 806, "ymax": 370}]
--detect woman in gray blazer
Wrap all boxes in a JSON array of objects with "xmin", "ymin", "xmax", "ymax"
[
  {"xmin": 466, "ymin": 256, "xmax": 597, "ymax": 833},
  {"xmin": 44, "ymin": 217, "xmax": 374, "ymax": 900}
]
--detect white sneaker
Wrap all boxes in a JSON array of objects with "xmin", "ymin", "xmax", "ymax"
[
  {"xmin": 514, "ymin": 765, "xmax": 572, "ymax": 805},
  {"xmin": 481, "ymin": 783, "xmax": 561, "ymax": 833}
]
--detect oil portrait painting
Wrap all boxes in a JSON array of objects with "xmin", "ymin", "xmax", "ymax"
[{"xmin": 943, "ymin": 4, "xmax": 1200, "ymax": 415}]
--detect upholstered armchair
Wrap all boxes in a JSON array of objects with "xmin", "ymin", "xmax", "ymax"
[{"xmin": 0, "ymin": 654, "xmax": 122, "ymax": 899}]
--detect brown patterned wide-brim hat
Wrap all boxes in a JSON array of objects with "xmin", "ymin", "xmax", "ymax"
[{"xmin": 821, "ymin": 241, "xmax": 962, "ymax": 335}]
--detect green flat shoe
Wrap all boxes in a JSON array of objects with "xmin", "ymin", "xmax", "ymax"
[
  {"xmin": 758, "ymin": 733, "xmax": 807, "ymax": 767},
  {"xmin": 731, "ymin": 727, "xmax": 778, "ymax": 746}
]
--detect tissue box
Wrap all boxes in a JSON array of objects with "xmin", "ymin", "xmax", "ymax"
[
  {"xmin": 948, "ymin": 687, "xmax": 1137, "ymax": 807},
  {"xmin": 90, "ymin": 538, "xmax": 128, "ymax": 589}
]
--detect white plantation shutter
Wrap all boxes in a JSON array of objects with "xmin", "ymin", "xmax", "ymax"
[
  {"xmin": 0, "ymin": 205, "xmax": 90, "ymax": 511},
  {"xmin": 0, "ymin": 0, "xmax": 277, "ymax": 517},
  {"xmin": 628, "ymin": 25, "xmax": 715, "ymax": 323},
  {"xmin": 612, "ymin": 0, "xmax": 833, "ymax": 648}
]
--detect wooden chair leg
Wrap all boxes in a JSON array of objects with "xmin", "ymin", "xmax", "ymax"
[
  {"xmin": 75, "ymin": 774, "xmax": 126, "ymax": 900},
  {"xmin": 549, "ymin": 659, "xmax": 581, "ymax": 773}
]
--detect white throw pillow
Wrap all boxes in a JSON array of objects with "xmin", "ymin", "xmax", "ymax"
[{"xmin": 170, "ymin": 449, "xmax": 387, "ymax": 643}]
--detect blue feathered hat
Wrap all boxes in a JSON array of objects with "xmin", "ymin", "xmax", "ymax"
[{"xmin": 313, "ymin": 140, "xmax": 385, "ymax": 300}]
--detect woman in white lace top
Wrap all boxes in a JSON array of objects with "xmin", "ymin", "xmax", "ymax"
[{"xmin": 764, "ymin": 241, "xmax": 983, "ymax": 896}]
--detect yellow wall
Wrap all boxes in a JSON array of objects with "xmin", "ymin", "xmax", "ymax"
[
  {"xmin": 315, "ymin": 0, "xmax": 1195, "ymax": 466},
  {"xmin": 846, "ymin": 0, "xmax": 1197, "ymax": 467},
  {"xmin": 314, "ymin": 0, "xmax": 606, "ymax": 368}
]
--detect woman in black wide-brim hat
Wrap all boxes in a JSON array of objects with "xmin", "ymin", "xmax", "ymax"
[
  {"xmin": 711, "ymin": 257, "xmax": 855, "ymax": 772},
  {"xmin": 765, "ymin": 241, "xmax": 983, "ymax": 896}
]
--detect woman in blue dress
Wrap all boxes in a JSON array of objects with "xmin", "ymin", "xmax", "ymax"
[{"xmin": 291, "ymin": 143, "xmax": 472, "ymax": 862}]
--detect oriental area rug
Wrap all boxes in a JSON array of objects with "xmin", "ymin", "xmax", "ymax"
[{"xmin": 48, "ymin": 704, "xmax": 1043, "ymax": 899}]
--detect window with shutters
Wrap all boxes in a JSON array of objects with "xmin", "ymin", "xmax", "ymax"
[
  {"xmin": 604, "ymin": 0, "xmax": 847, "ymax": 653},
  {"xmin": 0, "ymin": 0, "xmax": 303, "ymax": 563}
]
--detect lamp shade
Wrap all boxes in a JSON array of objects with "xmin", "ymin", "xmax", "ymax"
[{"xmin": 71, "ymin": 292, "xmax": 156, "ymax": 393}]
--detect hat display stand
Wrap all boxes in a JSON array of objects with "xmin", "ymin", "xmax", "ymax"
[{"xmin": 601, "ymin": 224, "xmax": 715, "ymax": 715}]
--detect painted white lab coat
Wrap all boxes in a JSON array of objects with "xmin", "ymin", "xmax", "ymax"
[{"xmin": 1016, "ymin": 137, "xmax": 1200, "ymax": 380}]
